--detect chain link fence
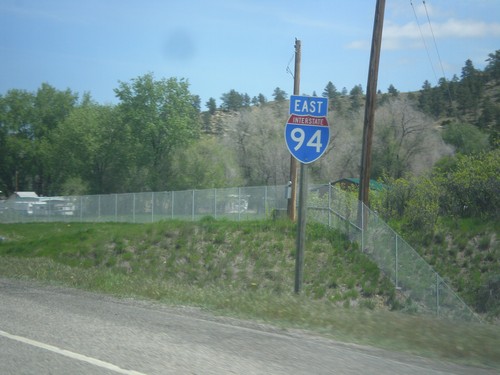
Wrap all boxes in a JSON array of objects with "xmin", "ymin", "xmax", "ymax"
[
  {"xmin": 0, "ymin": 183, "xmax": 479, "ymax": 321},
  {"xmin": 0, "ymin": 186, "xmax": 288, "ymax": 224},
  {"xmin": 308, "ymin": 183, "xmax": 480, "ymax": 322}
]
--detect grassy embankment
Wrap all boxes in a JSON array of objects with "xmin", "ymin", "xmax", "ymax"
[{"xmin": 0, "ymin": 219, "xmax": 499, "ymax": 369}]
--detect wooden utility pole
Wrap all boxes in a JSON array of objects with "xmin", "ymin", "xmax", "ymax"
[
  {"xmin": 358, "ymin": 0, "xmax": 385, "ymax": 225},
  {"xmin": 287, "ymin": 39, "xmax": 301, "ymax": 221}
]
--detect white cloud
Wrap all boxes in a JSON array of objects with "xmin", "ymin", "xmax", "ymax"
[
  {"xmin": 434, "ymin": 18, "xmax": 500, "ymax": 38},
  {"xmin": 346, "ymin": 40, "xmax": 369, "ymax": 50},
  {"xmin": 381, "ymin": 18, "xmax": 500, "ymax": 50}
]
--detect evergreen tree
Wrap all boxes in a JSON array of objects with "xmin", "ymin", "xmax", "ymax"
[
  {"xmin": 418, "ymin": 80, "xmax": 433, "ymax": 114},
  {"xmin": 323, "ymin": 81, "xmax": 342, "ymax": 111},
  {"xmin": 456, "ymin": 60, "xmax": 483, "ymax": 120},
  {"xmin": 322, "ymin": 81, "xmax": 338, "ymax": 99},
  {"xmin": 272, "ymin": 87, "xmax": 287, "ymax": 102},
  {"xmin": 257, "ymin": 93, "xmax": 267, "ymax": 105},
  {"xmin": 349, "ymin": 84, "xmax": 363, "ymax": 112},
  {"xmin": 387, "ymin": 84, "xmax": 399, "ymax": 97},
  {"xmin": 242, "ymin": 93, "xmax": 251, "ymax": 107},
  {"xmin": 220, "ymin": 89, "xmax": 245, "ymax": 111},
  {"xmin": 206, "ymin": 97, "xmax": 217, "ymax": 115},
  {"xmin": 485, "ymin": 50, "xmax": 500, "ymax": 82}
]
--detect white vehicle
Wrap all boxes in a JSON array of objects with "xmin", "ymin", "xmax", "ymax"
[{"xmin": 38, "ymin": 197, "xmax": 76, "ymax": 216}]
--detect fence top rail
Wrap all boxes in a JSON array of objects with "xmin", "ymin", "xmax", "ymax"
[{"xmin": 0, "ymin": 182, "xmax": 479, "ymax": 322}]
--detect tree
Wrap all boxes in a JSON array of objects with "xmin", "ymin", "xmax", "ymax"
[
  {"xmin": 0, "ymin": 90, "xmax": 36, "ymax": 194},
  {"xmin": 436, "ymin": 149, "xmax": 500, "ymax": 218},
  {"xmin": 114, "ymin": 73, "xmax": 200, "ymax": 191},
  {"xmin": 457, "ymin": 59, "xmax": 484, "ymax": 119},
  {"xmin": 418, "ymin": 80, "xmax": 433, "ymax": 114},
  {"xmin": 322, "ymin": 81, "xmax": 342, "ymax": 111},
  {"xmin": 272, "ymin": 87, "xmax": 287, "ymax": 102},
  {"xmin": 220, "ymin": 89, "xmax": 246, "ymax": 111},
  {"xmin": 225, "ymin": 106, "xmax": 289, "ymax": 185},
  {"xmin": 206, "ymin": 97, "xmax": 217, "ymax": 115},
  {"xmin": 485, "ymin": 49, "xmax": 500, "ymax": 82},
  {"xmin": 192, "ymin": 95, "xmax": 201, "ymax": 111},
  {"xmin": 32, "ymin": 83, "xmax": 78, "ymax": 195},
  {"xmin": 322, "ymin": 81, "xmax": 337, "ymax": 100},
  {"xmin": 349, "ymin": 84, "xmax": 363, "ymax": 112},
  {"xmin": 441, "ymin": 122, "xmax": 489, "ymax": 155},
  {"xmin": 170, "ymin": 137, "xmax": 242, "ymax": 189},
  {"xmin": 242, "ymin": 93, "xmax": 251, "ymax": 107},
  {"xmin": 0, "ymin": 85, "xmax": 77, "ymax": 195},
  {"xmin": 387, "ymin": 84, "xmax": 399, "ymax": 97},
  {"xmin": 372, "ymin": 96, "xmax": 448, "ymax": 179},
  {"xmin": 34, "ymin": 83, "xmax": 77, "ymax": 140},
  {"xmin": 50, "ymin": 104, "xmax": 132, "ymax": 194}
]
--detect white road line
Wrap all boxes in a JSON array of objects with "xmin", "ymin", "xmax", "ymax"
[{"xmin": 0, "ymin": 329, "xmax": 148, "ymax": 375}]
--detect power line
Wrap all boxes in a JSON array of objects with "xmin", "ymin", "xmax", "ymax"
[
  {"xmin": 422, "ymin": 1, "xmax": 448, "ymax": 83},
  {"xmin": 410, "ymin": 0, "xmax": 438, "ymax": 83},
  {"xmin": 422, "ymin": 0, "xmax": 455, "ymax": 107},
  {"xmin": 286, "ymin": 52, "xmax": 295, "ymax": 79},
  {"xmin": 411, "ymin": 0, "xmax": 454, "ymax": 109}
]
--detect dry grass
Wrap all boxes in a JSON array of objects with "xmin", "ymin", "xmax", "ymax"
[{"xmin": 0, "ymin": 220, "xmax": 499, "ymax": 369}]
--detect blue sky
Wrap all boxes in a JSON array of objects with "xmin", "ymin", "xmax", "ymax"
[{"xmin": 1, "ymin": 0, "xmax": 499, "ymax": 108}]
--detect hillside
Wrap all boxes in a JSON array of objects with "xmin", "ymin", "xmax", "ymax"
[
  {"xmin": 407, "ymin": 217, "xmax": 500, "ymax": 322},
  {"xmin": 0, "ymin": 219, "xmax": 396, "ymax": 310},
  {"xmin": 0, "ymin": 217, "xmax": 498, "ymax": 321},
  {"xmin": 1, "ymin": 219, "xmax": 500, "ymax": 368}
]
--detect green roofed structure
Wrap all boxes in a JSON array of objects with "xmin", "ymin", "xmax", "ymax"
[{"xmin": 331, "ymin": 178, "xmax": 385, "ymax": 192}]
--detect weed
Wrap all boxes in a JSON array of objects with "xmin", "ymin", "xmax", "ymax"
[
  {"xmin": 213, "ymin": 231, "xmax": 225, "ymax": 244},
  {"xmin": 1, "ymin": 221, "xmax": 500, "ymax": 368},
  {"xmin": 478, "ymin": 234, "xmax": 491, "ymax": 251},
  {"xmin": 433, "ymin": 231, "xmax": 446, "ymax": 245},
  {"xmin": 360, "ymin": 299, "xmax": 376, "ymax": 310}
]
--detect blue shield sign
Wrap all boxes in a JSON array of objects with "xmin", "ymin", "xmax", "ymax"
[{"xmin": 285, "ymin": 96, "xmax": 330, "ymax": 164}]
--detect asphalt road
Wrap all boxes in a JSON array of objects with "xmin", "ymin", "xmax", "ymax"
[{"xmin": 0, "ymin": 278, "xmax": 496, "ymax": 375}]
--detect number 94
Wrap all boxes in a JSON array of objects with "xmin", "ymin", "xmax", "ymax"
[{"xmin": 291, "ymin": 128, "xmax": 323, "ymax": 153}]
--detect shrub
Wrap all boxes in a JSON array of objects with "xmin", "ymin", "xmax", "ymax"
[
  {"xmin": 404, "ymin": 177, "xmax": 440, "ymax": 234},
  {"xmin": 441, "ymin": 121, "xmax": 489, "ymax": 155},
  {"xmin": 436, "ymin": 149, "xmax": 500, "ymax": 219},
  {"xmin": 476, "ymin": 274, "xmax": 500, "ymax": 314}
]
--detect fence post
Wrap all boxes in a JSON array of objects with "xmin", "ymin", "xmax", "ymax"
[
  {"xmin": 171, "ymin": 191, "xmax": 174, "ymax": 219},
  {"xmin": 436, "ymin": 274, "xmax": 440, "ymax": 317},
  {"xmin": 395, "ymin": 234, "xmax": 399, "ymax": 289},
  {"xmin": 214, "ymin": 188, "xmax": 217, "ymax": 218},
  {"xmin": 264, "ymin": 185, "xmax": 268, "ymax": 219},
  {"xmin": 328, "ymin": 184, "xmax": 332, "ymax": 227},
  {"xmin": 80, "ymin": 196, "xmax": 83, "ymax": 222},
  {"xmin": 192, "ymin": 190, "xmax": 195, "ymax": 221},
  {"xmin": 238, "ymin": 187, "xmax": 241, "ymax": 221},
  {"xmin": 361, "ymin": 202, "xmax": 364, "ymax": 252},
  {"xmin": 98, "ymin": 195, "xmax": 101, "ymax": 221},
  {"xmin": 115, "ymin": 194, "xmax": 118, "ymax": 222},
  {"xmin": 151, "ymin": 192, "xmax": 154, "ymax": 223},
  {"xmin": 133, "ymin": 193, "xmax": 136, "ymax": 223}
]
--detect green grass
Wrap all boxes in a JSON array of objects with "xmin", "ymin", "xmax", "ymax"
[
  {"xmin": 408, "ymin": 217, "xmax": 500, "ymax": 319},
  {"xmin": 0, "ymin": 219, "xmax": 499, "ymax": 369}
]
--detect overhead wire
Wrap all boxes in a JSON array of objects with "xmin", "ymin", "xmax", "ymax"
[
  {"xmin": 412, "ymin": 0, "xmax": 455, "ymax": 109},
  {"xmin": 410, "ymin": 0, "xmax": 438, "ymax": 84},
  {"xmin": 422, "ymin": 1, "xmax": 455, "ymax": 109},
  {"xmin": 422, "ymin": 0, "xmax": 449, "ymax": 84},
  {"xmin": 286, "ymin": 53, "xmax": 295, "ymax": 79}
]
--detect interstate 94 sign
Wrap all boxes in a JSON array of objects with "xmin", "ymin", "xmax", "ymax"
[{"xmin": 285, "ymin": 95, "xmax": 330, "ymax": 164}]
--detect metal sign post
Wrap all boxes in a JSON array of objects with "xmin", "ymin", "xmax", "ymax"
[{"xmin": 285, "ymin": 95, "xmax": 330, "ymax": 293}]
